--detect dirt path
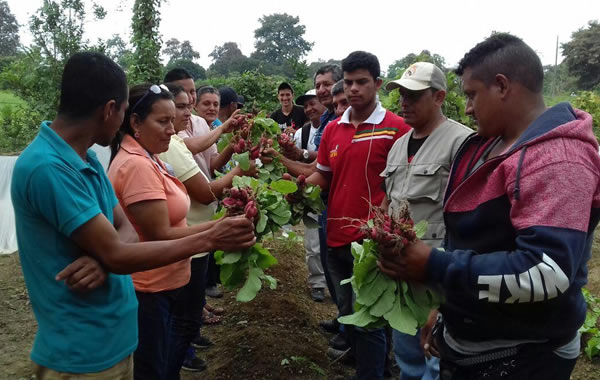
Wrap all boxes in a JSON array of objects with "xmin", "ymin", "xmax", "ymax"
[{"xmin": 1, "ymin": 233, "xmax": 600, "ymax": 379}]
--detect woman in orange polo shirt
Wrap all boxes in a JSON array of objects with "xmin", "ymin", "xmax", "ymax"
[{"xmin": 108, "ymin": 84, "xmax": 203, "ymax": 380}]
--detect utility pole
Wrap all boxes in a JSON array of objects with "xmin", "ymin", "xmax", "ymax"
[{"xmin": 552, "ymin": 35, "xmax": 559, "ymax": 98}]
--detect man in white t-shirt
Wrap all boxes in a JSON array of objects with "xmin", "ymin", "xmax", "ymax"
[{"xmin": 293, "ymin": 89, "xmax": 327, "ymax": 301}]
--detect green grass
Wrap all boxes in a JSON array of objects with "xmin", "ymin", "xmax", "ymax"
[
  {"xmin": 544, "ymin": 93, "xmax": 574, "ymax": 106},
  {"xmin": 0, "ymin": 91, "xmax": 25, "ymax": 108}
]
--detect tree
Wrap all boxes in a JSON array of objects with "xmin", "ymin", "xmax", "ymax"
[
  {"xmin": 163, "ymin": 38, "xmax": 200, "ymax": 62},
  {"xmin": 0, "ymin": 0, "xmax": 20, "ymax": 56},
  {"xmin": 387, "ymin": 50, "xmax": 446, "ymax": 79},
  {"xmin": 252, "ymin": 13, "xmax": 313, "ymax": 66},
  {"xmin": 208, "ymin": 42, "xmax": 259, "ymax": 76},
  {"xmin": 29, "ymin": 0, "xmax": 86, "ymax": 63},
  {"xmin": 562, "ymin": 20, "xmax": 600, "ymax": 90},
  {"xmin": 130, "ymin": 0, "xmax": 163, "ymax": 84},
  {"xmin": 165, "ymin": 59, "xmax": 206, "ymax": 80}
]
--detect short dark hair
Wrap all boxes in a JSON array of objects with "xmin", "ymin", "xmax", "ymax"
[
  {"xmin": 314, "ymin": 64, "xmax": 343, "ymax": 83},
  {"xmin": 164, "ymin": 83, "xmax": 186, "ymax": 98},
  {"xmin": 164, "ymin": 68, "xmax": 193, "ymax": 83},
  {"xmin": 58, "ymin": 52, "xmax": 127, "ymax": 119},
  {"xmin": 456, "ymin": 33, "xmax": 543, "ymax": 93},
  {"xmin": 110, "ymin": 83, "xmax": 174, "ymax": 162},
  {"xmin": 341, "ymin": 51, "xmax": 380, "ymax": 80},
  {"xmin": 219, "ymin": 86, "xmax": 238, "ymax": 107},
  {"xmin": 196, "ymin": 85, "xmax": 220, "ymax": 105},
  {"xmin": 331, "ymin": 80, "xmax": 345, "ymax": 97},
  {"xmin": 278, "ymin": 82, "xmax": 293, "ymax": 94}
]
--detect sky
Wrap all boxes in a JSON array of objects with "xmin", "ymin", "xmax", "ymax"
[{"xmin": 6, "ymin": 0, "xmax": 600, "ymax": 73}]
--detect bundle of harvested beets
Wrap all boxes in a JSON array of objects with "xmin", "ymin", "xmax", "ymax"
[
  {"xmin": 217, "ymin": 113, "xmax": 287, "ymax": 183},
  {"xmin": 338, "ymin": 202, "xmax": 441, "ymax": 335},
  {"xmin": 282, "ymin": 173, "xmax": 325, "ymax": 227},
  {"xmin": 215, "ymin": 175, "xmax": 324, "ymax": 302}
]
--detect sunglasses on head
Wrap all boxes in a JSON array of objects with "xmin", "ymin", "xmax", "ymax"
[{"xmin": 131, "ymin": 84, "xmax": 170, "ymax": 113}]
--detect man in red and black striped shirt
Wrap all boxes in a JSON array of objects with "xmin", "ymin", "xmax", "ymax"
[{"xmin": 307, "ymin": 51, "xmax": 411, "ymax": 380}]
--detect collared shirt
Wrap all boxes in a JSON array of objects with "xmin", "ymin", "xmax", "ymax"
[
  {"xmin": 381, "ymin": 119, "xmax": 472, "ymax": 248},
  {"xmin": 316, "ymin": 103, "xmax": 411, "ymax": 247},
  {"xmin": 159, "ymin": 135, "xmax": 217, "ymax": 258},
  {"xmin": 293, "ymin": 122, "xmax": 318, "ymax": 152},
  {"xmin": 11, "ymin": 122, "xmax": 138, "ymax": 373},
  {"xmin": 178, "ymin": 115, "xmax": 218, "ymax": 179},
  {"xmin": 313, "ymin": 109, "xmax": 338, "ymax": 150},
  {"xmin": 109, "ymin": 134, "xmax": 191, "ymax": 292}
]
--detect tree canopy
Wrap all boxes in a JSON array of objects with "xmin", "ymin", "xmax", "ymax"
[
  {"xmin": 163, "ymin": 38, "xmax": 200, "ymax": 62},
  {"xmin": 562, "ymin": 20, "xmax": 600, "ymax": 90},
  {"xmin": 386, "ymin": 50, "xmax": 446, "ymax": 79},
  {"xmin": 130, "ymin": 0, "xmax": 163, "ymax": 83},
  {"xmin": 0, "ymin": 0, "xmax": 20, "ymax": 56},
  {"xmin": 252, "ymin": 13, "xmax": 313, "ymax": 66}
]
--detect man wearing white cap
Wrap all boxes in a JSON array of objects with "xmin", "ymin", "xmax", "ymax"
[
  {"xmin": 380, "ymin": 62, "xmax": 472, "ymax": 380},
  {"xmin": 292, "ymin": 89, "xmax": 328, "ymax": 301}
]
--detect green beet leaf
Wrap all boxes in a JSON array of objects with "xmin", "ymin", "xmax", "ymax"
[
  {"xmin": 270, "ymin": 179, "xmax": 298, "ymax": 194},
  {"xmin": 237, "ymin": 267, "xmax": 263, "ymax": 302},
  {"xmin": 356, "ymin": 272, "xmax": 389, "ymax": 307},
  {"xmin": 369, "ymin": 280, "xmax": 397, "ymax": 317},
  {"xmin": 338, "ymin": 307, "xmax": 378, "ymax": 327},
  {"xmin": 260, "ymin": 274, "xmax": 278, "ymax": 289},
  {"xmin": 256, "ymin": 211, "xmax": 268, "ymax": 233},
  {"xmin": 220, "ymin": 252, "xmax": 242, "ymax": 264},
  {"xmin": 384, "ymin": 291, "xmax": 418, "ymax": 335},
  {"xmin": 414, "ymin": 220, "xmax": 428, "ymax": 239},
  {"xmin": 404, "ymin": 285, "xmax": 431, "ymax": 325},
  {"xmin": 351, "ymin": 241, "xmax": 364, "ymax": 260},
  {"xmin": 233, "ymin": 152, "xmax": 250, "ymax": 170},
  {"xmin": 270, "ymin": 212, "xmax": 291, "ymax": 226}
]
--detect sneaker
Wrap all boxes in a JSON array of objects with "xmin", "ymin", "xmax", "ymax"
[
  {"xmin": 329, "ymin": 333, "xmax": 351, "ymax": 350},
  {"xmin": 319, "ymin": 319, "xmax": 339, "ymax": 334},
  {"xmin": 181, "ymin": 355, "xmax": 207, "ymax": 372},
  {"xmin": 310, "ymin": 288, "xmax": 325, "ymax": 302},
  {"xmin": 205, "ymin": 285, "xmax": 223, "ymax": 298},
  {"xmin": 191, "ymin": 334, "xmax": 214, "ymax": 349},
  {"xmin": 326, "ymin": 347, "xmax": 354, "ymax": 366}
]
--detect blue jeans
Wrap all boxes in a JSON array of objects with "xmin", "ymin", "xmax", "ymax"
[
  {"xmin": 328, "ymin": 244, "xmax": 387, "ymax": 380},
  {"xmin": 393, "ymin": 329, "xmax": 439, "ymax": 380},
  {"xmin": 134, "ymin": 288, "xmax": 180, "ymax": 380}
]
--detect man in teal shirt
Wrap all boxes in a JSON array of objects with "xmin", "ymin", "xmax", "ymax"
[{"xmin": 11, "ymin": 52, "xmax": 256, "ymax": 379}]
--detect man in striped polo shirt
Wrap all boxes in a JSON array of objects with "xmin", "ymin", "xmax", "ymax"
[{"xmin": 307, "ymin": 51, "xmax": 411, "ymax": 380}]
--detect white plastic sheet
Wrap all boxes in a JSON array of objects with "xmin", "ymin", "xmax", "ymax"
[
  {"xmin": 90, "ymin": 144, "xmax": 111, "ymax": 172},
  {"xmin": 0, "ymin": 156, "xmax": 18, "ymax": 254}
]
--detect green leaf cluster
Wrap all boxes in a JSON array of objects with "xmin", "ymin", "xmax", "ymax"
[
  {"xmin": 572, "ymin": 91, "xmax": 600, "ymax": 142},
  {"xmin": 289, "ymin": 183, "xmax": 325, "ymax": 227},
  {"xmin": 214, "ymin": 175, "xmax": 300, "ymax": 301},
  {"xmin": 338, "ymin": 239, "xmax": 442, "ymax": 335},
  {"xmin": 215, "ymin": 243, "xmax": 278, "ymax": 302},
  {"xmin": 580, "ymin": 288, "xmax": 600, "ymax": 359}
]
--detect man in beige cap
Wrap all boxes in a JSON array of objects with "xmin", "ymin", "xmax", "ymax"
[{"xmin": 380, "ymin": 62, "xmax": 472, "ymax": 380}]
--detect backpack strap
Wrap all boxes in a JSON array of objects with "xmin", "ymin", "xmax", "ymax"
[{"xmin": 301, "ymin": 123, "xmax": 311, "ymax": 150}]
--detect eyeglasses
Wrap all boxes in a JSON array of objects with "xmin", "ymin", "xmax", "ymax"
[{"xmin": 130, "ymin": 84, "xmax": 169, "ymax": 113}]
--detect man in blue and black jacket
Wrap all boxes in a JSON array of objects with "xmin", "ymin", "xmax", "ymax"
[{"xmin": 378, "ymin": 33, "xmax": 600, "ymax": 380}]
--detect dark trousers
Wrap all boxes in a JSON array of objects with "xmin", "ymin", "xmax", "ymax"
[
  {"xmin": 134, "ymin": 288, "xmax": 180, "ymax": 380},
  {"xmin": 328, "ymin": 244, "xmax": 387, "ymax": 380},
  {"xmin": 169, "ymin": 256, "xmax": 209, "ymax": 371},
  {"xmin": 439, "ymin": 350, "xmax": 577, "ymax": 380},
  {"xmin": 318, "ymin": 208, "xmax": 337, "ymax": 304},
  {"xmin": 205, "ymin": 252, "xmax": 220, "ymax": 288}
]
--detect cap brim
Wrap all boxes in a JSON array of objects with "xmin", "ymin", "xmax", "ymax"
[
  {"xmin": 385, "ymin": 79, "xmax": 431, "ymax": 92},
  {"xmin": 296, "ymin": 95, "xmax": 316, "ymax": 105}
]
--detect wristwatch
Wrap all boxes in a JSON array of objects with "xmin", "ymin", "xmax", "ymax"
[{"xmin": 302, "ymin": 149, "xmax": 310, "ymax": 161}]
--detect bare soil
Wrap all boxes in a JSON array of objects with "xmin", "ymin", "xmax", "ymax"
[{"xmin": 1, "ymin": 231, "xmax": 600, "ymax": 379}]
